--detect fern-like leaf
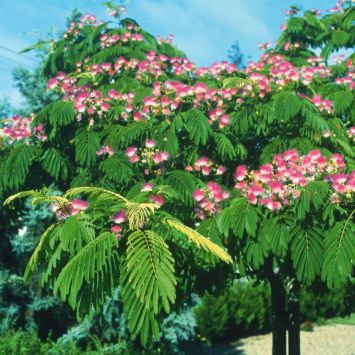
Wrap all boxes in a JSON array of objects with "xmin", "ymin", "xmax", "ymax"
[
  {"xmin": 75, "ymin": 128, "xmax": 100, "ymax": 167},
  {"xmin": 125, "ymin": 202, "xmax": 160, "ymax": 230},
  {"xmin": 164, "ymin": 219, "xmax": 232, "ymax": 263},
  {"xmin": 99, "ymin": 153, "xmax": 133, "ymax": 184},
  {"xmin": 183, "ymin": 109, "xmax": 212, "ymax": 146},
  {"xmin": 160, "ymin": 170, "xmax": 198, "ymax": 207},
  {"xmin": 214, "ymin": 133, "xmax": 236, "ymax": 160},
  {"xmin": 3, "ymin": 144, "xmax": 35, "ymax": 189},
  {"xmin": 217, "ymin": 197, "xmax": 259, "ymax": 238},
  {"xmin": 24, "ymin": 222, "xmax": 61, "ymax": 281},
  {"xmin": 41, "ymin": 148, "xmax": 68, "ymax": 180},
  {"xmin": 290, "ymin": 224, "xmax": 323, "ymax": 285},
  {"xmin": 60, "ymin": 215, "xmax": 95, "ymax": 256},
  {"xmin": 64, "ymin": 186, "xmax": 128, "ymax": 203},
  {"xmin": 322, "ymin": 213, "xmax": 355, "ymax": 288},
  {"xmin": 121, "ymin": 230, "xmax": 176, "ymax": 344},
  {"xmin": 54, "ymin": 232, "xmax": 118, "ymax": 310},
  {"xmin": 49, "ymin": 101, "xmax": 76, "ymax": 126},
  {"xmin": 273, "ymin": 91, "xmax": 302, "ymax": 121}
]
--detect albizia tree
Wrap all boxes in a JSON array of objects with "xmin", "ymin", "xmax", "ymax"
[{"xmin": 1, "ymin": 1, "xmax": 354, "ymax": 354}]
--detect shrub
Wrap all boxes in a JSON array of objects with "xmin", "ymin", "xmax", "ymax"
[
  {"xmin": 194, "ymin": 280, "xmax": 355, "ymax": 343},
  {"xmin": 159, "ymin": 296, "xmax": 198, "ymax": 354},
  {"xmin": 0, "ymin": 330, "xmax": 49, "ymax": 355},
  {"xmin": 0, "ymin": 330, "xmax": 126, "ymax": 355},
  {"xmin": 194, "ymin": 281, "xmax": 271, "ymax": 342},
  {"xmin": 300, "ymin": 281, "xmax": 355, "ymax": 322}
]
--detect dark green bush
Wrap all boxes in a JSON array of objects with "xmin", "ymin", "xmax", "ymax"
[
  {"xmin": 300, "ymin": 281, "xmax": 355, "ymax": 322},
  {"xmin": 194, "ymin": 280, "xmax": 355, "ymax": 343},
  {"xmin": 193, "ymin": 282, "xmax": 271, "ymax": 342}
]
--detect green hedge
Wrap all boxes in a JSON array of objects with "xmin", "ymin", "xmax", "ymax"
[
  {"xmin": 194, "ymin": 281, "xmax": 355, "ymax": 343},
  {"xmin": 193, "ymin": 282, "xmax": 271, "ymax": 342}
]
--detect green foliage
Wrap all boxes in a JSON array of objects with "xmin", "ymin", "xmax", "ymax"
[
  {"xmin": 217, "ymin": 197, "xmax": 259, "ymax": 238},
  {"xmin": 322, "ymin": 213, "xmax": 355, "ymax": 288},
  {"xmin": 183, "ymin": 109, "xmax": 212, "ymax": 146},
  {"xmin": 99, "ymin": 153, "xmax": 133, "ymax": 184},
  {"xmin": 49, "ymin": 101, "xmax": 77, "ymax": 126},
  {"xmin": 2, "ymin": 144, "xmax": 35, "ymax": 189},
  {"xmin": 214, "ymin": 133, "xmax": 236, "ymax": 160},
  {"xmin": 260, "ymin": 217, "xmax": 289, "ymax": 258},
  {"xmin": 41, "ymin": 148, "xmax": 68, "ymax": 180},
  {"xmin": 299, "ymin": 281, "xmax": 355, "ymax": 322},
  {"xmin": 0, "ymin": 331, "xmax": 52, "ymax": 355},
  {"xmin": 160, "ymin": 170, "xmax": 198, "ymax": 206},
  {"xmin": 194, "ymin": 282, "xmax": 271, "ymax": 342},
  {"xmin": 0, "ymin": 330, "xmax": 128, "ymax": 355},
  {"xmin": 55, "ymin": 231, "xmax": 119, "ymax": 317},
  {"xmin": 5, "ymin": 187, "xmax": 231, "ymax": 345},
  {"xmin": 75, "ymin": 128, "xmax": 100, "ymax": 167},
  {"xmin": 121, "ymin": 230, "xmax": 176, "ymax": 343},
  {"xmin": 273, "ymin": 91, "xmax": 302, "ymax": 121},
  {"xmin": 290, "ymin": 225, "xmax": 323, "ymax": 285}
]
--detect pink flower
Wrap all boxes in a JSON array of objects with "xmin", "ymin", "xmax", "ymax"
[
  {"xmin": 113, "ymin": 210, "xmax": 126, "ymax": 224},
  {"xmin": 201, "ymin": 166, "xmax": 211, "ymax": 175},
  {"xmin": 111, "ymin": 225, "xmax": 122, "ymax": 238},
  {"xmin": 207, "ymin": 181, "xmax": 221, "ymax": 193},
  {"xmin": 149, "ymin": 194, "xmax": 165, "ymax": 206},
  {"xmin": 108, "ymin": 90, "xmax": 121, "ymax": 100},
  {"xmin": 194, "ymin": 82, "xmax": 208, "ymax": 93},
  {"xmin": 235, "ymin": 165, "xmax": 247, "ymax": 181},
  {"xmin": 72, "ymin": 199, "xmax": 89, "ymax": 210},
  {"xmin": 331, "ymin": 154, "xmax": 345, "ymax": 169},
  {"xmin": 125, "ymin": 147, "xmax": 137, "ymax": 157},
  {"xmin": 152, "ymin": 153, "xmax": 163, "ymax": 164},
  {"xmin": 145, "ymin": 139, "xmax": 156, "ymax": 148},
  {"xmin": 106, "ymin": 146, "xmax": 114, "ymax": 156},
  {"xmin": 100, "ymin": 102, "xmax": 110, "ymax": 111},
  {"xmin": 216, "ymin": 166, "xmax": 226, "ymax": 175},
  {"xmin": 161, "ymin": 151, "xmax": 170, "ymax": 161},
  {"xmin": 71, "ymin": 199, "xmax": 89, "ymax": 215},
  {"xmin": 247, "ymin": 182, "xmax": 265, "ymax": 196},
  {"xmin": 47, "ymin": 78, "xmax": 58, "ymax": 89},
  {"xmin": 248, "ymin": 194, "xmax": 258, "ymax": 204},
  {"xmin": 129, "ymin": 154, "xmax": 139, "ymax": 163},
  {"xmin": 154, "ymin": 195, "xmax": 165, "ymax": 206},
  {"xmin": 160, "ymin": 96, "xmax": 170, "ymax": 107},
  {"xmin": 141, "ymin": 182, "xmax": 154, "ymax": 192},
  {"xmin": 193, "ymin": 189, "xmax": 205, "ymax": 202},
  {"xmin": 268, "ymin": 181, "xmax": 284, "ymax": 194}
]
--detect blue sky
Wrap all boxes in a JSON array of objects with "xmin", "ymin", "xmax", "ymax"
[{"xmin": 0, "ymin": 0, "xmax": 337, "ymax": 108}]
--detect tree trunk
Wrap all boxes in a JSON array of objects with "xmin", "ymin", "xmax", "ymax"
[
  {"xmin": 270, "ymin": 276, "xmax": 287, "ymax": 355},
  {"xmin": 288, "ymin": 282, "xmax": 300, "ymax": 355}
]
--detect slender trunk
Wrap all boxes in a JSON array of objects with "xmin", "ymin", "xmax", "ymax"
[
  {"xmin": 288, "ymin": 283, "xmax": 300, "ymax": 355},
  {"xmin": 270, "ymin": 276, "xmax": 287, "ymax": 355}
]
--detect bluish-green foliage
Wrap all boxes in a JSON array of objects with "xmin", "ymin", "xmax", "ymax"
[
  {"xmin": 59, "ymin": 288, "xmax": 198, "ymax": 354},
  {"xmin": 0, "ymin": 197, "xmax": 76, "ymax": 338}
]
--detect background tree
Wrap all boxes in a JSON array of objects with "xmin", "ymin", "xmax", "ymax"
[{"xmin": 228, "ymin": 40, "xmax": 249, "ymax": 69}]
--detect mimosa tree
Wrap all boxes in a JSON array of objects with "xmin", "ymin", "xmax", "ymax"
[{"xmin": 1, "ymin": 1, "xmax": 354, "ymax": 354}]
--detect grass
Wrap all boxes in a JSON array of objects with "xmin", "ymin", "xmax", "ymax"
[{"xmin": 324, "ymin": 313, "xmax": 355, "ymax": 326}]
